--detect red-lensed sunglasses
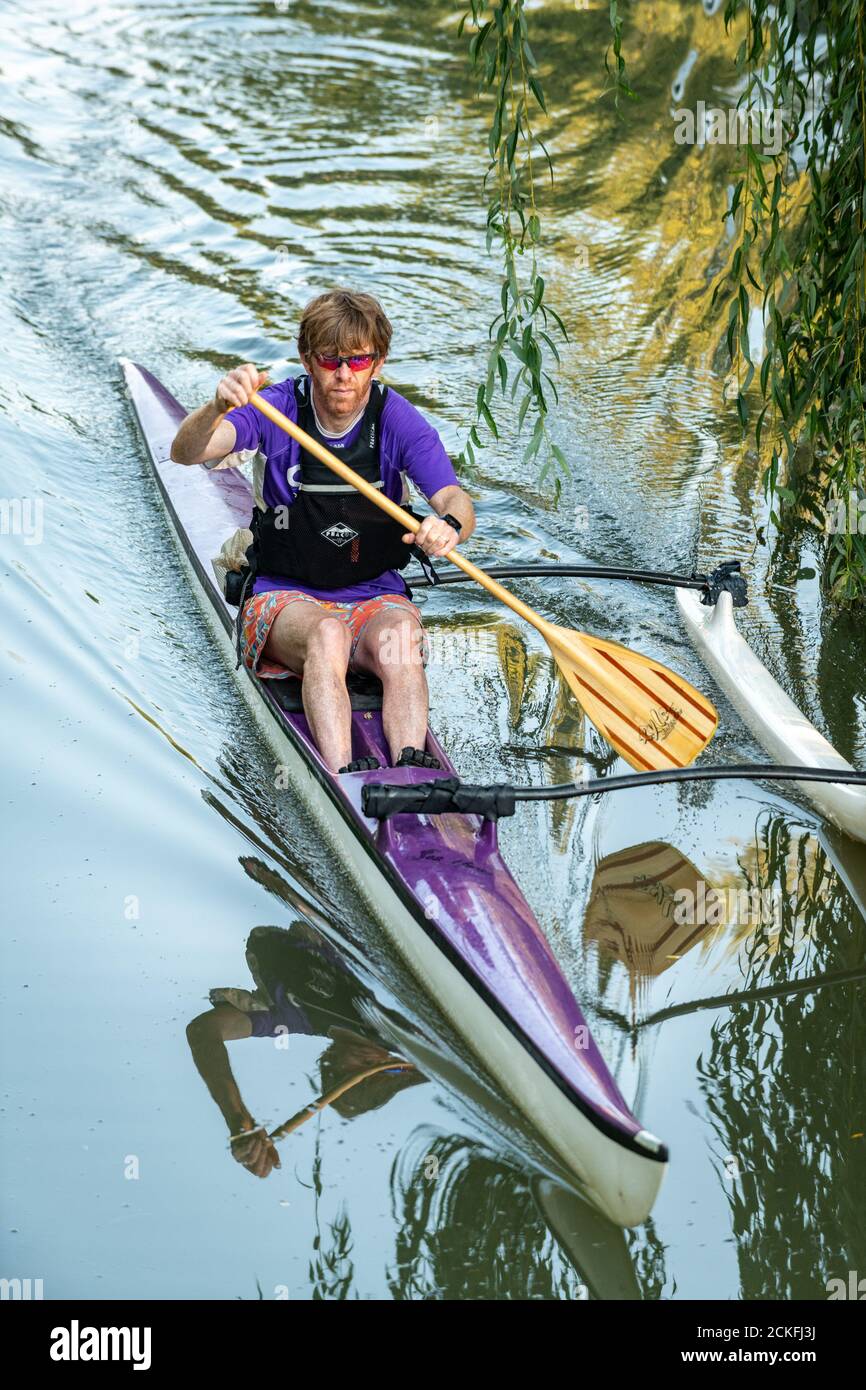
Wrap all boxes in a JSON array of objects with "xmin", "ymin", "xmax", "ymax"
[{"xmin": 314, "ymin": 352, "xmax": 378, "ymax": 372}]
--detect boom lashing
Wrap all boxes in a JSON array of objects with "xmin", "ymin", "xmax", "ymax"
[{"xmin": 697, "ymin": 560, "xmax": 749, "ymax": 608}]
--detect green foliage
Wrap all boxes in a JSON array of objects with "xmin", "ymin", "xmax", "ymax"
[
  {"xmin": 593, "ymin": 2, "xmax": 865, "ymax": 602},
  {"xmin": 693, "ymin": 1, "xmax": 866, "ymax": 604},
  {"xmin": 604, "ymin": 0, "xmax": 637, "ymax": 107},
  {"xmin": 459, "ymin": 2, "xmax": 865, "ymax": 599},
  {"xmin": 707, "ymin": 0, "xmax": 866, "ymax": 603},
  {"xmin": 457, "ymin": 2, "xmax": 570, "ymax": 484}
]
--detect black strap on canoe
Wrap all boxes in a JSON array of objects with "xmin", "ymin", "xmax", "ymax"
[
  {"xmin": 362, "ymin": 763, "xmax": 866, "ymax": 820},
  {"xmin": 409, "ymin": 547, "xmax": 441, "ymax": 586},
  {"xmin": 227, "ymin": 532, "xmax": 259, "ymax": 669},
  {"xmin": 233, "ymin": 565, "xmax": 255, "ymax": 669}
]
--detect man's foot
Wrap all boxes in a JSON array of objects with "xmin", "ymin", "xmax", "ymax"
[
  {"xmin": 338, "ymin": 756, "xmax": 382, "ymax": 774},
  {"xmin": 396, "ymin": 746, "xmax": 442, "ymax": 769}
]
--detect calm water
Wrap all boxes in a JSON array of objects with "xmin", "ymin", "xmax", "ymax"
[{"xmin": 1, "ymin": 0, "xmax": 864, "ymax": 1300}]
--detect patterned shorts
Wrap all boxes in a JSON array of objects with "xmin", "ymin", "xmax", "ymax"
[{"xmin": 240, "ymin": 589, "xmax": 428, "ymax": 679}]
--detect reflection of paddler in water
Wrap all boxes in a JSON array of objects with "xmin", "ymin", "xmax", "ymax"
[
  {"xmin": 186, "ymin": 921, "xmax": 426, "ymax": 1179},
  {"xmin": 583, "ymin": 842, "xmax": 714, "ymax": 1008}
]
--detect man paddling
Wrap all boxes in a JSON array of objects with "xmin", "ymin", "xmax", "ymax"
[{"xmin": 170, "ymin": 288, "xmax": 475, "ymax": 773}]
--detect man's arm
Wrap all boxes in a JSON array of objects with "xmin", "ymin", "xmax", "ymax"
[
  {"xmin": 170, "ymin": 363, "xmax": 267, "ymax": 466},
  {"xmin": 186, "ymin": 1005, "xmax": 282, "ymax": 1177},
  {"xmin": 186, "ymin": 1005, "xmax": 254, "ymax": 1134},
  {"xmin": 410, "ymin": 484, "xmax": 476, "ymax": 558}
]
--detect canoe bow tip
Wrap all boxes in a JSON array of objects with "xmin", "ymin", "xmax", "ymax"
[{"xmin": 634, "ymin": 1128, "xmax": 668, "ymax": 1160}]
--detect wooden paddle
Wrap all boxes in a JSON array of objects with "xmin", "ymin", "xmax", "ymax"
[
  {"xmin": 268, "ymin": 1061, "xmax": 415, "ymax": 1142},
  {"xmin": 245, "ymin": 390, "xmax": 718, "ymax": 770}
]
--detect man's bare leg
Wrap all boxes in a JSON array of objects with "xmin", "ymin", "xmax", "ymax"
[
  {"xmin": 261, "ymin": 604, "xmax": 353, "ymax": 771},
  {"xmin": 352, "ymin": 608, "xmax": 429, "ymax": 763}
]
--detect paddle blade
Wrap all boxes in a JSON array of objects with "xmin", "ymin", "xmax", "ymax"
[{"xmin": 547, "ymin": 626, "xmax": 718, "ymax": 771}]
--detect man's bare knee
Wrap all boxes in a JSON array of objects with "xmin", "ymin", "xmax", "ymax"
[
  {"xmin": 307, "ymin": 617, "xmax": 351, "ymax": 668},
  {"xmin": 365, "ymin": 618, "xmax": 426, "ymax": 678}
]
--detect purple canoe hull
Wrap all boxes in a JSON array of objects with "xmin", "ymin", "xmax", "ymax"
[{"xmin": 121, "ymin": 359, "xmax": 667, "ymax": 1225}]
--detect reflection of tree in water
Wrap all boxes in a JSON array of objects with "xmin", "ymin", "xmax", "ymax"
[
  {"xmin": 696, "ymin": 813, "xmax": 866, "ymax": 1299},
  {"xmin": 386, "ymin": 1130, "xmax": 666, "ymax": 1300},
  {"xmin": 386, "ymin": 1131, "xmax": 586, "ymax": 1299},
  {"xmin": 308, "ymin": 1131, "xmax": 355, "ymax": 1302},
  {"xmin": 625, "ymin": 1219, "xmax": 668, "ymax": 1301}
]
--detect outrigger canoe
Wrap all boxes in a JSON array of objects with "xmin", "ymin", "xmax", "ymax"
[
  {"xmin": 676, "ymin": 587, "xmax": 866, "ymax": 844},
  {"xmin": 121, "ymin": 359, "xmax": 668, "ymax": 1227}
]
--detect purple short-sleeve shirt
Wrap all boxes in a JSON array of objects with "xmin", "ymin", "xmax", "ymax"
[{"xmin": 227, "ymin": 377, "xmax": 459, "ymax": 602}]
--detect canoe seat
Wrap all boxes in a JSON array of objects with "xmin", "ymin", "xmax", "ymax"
[{"xmin": 269, "ymin": 670, "xmax": 384, "ymax": 714}]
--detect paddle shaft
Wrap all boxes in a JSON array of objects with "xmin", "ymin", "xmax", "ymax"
[
  {"xmin": 247, "ymin": 391, "xmax": 597, "ymax": 655},
  {"xmin": 267, "ymin": 1061, "xmax": 414, "ymax": 1142}
]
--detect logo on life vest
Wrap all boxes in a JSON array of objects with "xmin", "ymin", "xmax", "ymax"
[{"xmin": 321, "ymin": 522, "xmax": 360, "ymax": 547}]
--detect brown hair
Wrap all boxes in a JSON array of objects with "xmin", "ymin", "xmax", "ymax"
[{"xmin": 297, "ymin": 288, "xmax": 393, "ymax": 361}]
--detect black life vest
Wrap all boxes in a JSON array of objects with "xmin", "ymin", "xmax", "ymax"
[{"xmin": 250, "ymin": 375, "xmax": 416, "ymax": 589}]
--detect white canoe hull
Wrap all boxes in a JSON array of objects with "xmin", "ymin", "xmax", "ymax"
[{"xmin": 676, "ymin": 588, "xmax": 866, "ymax": 843}]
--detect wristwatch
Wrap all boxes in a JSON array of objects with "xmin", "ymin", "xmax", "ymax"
[{"xmin": 442, "ymin": 513, "xmax": 462, "ymax": 537}]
